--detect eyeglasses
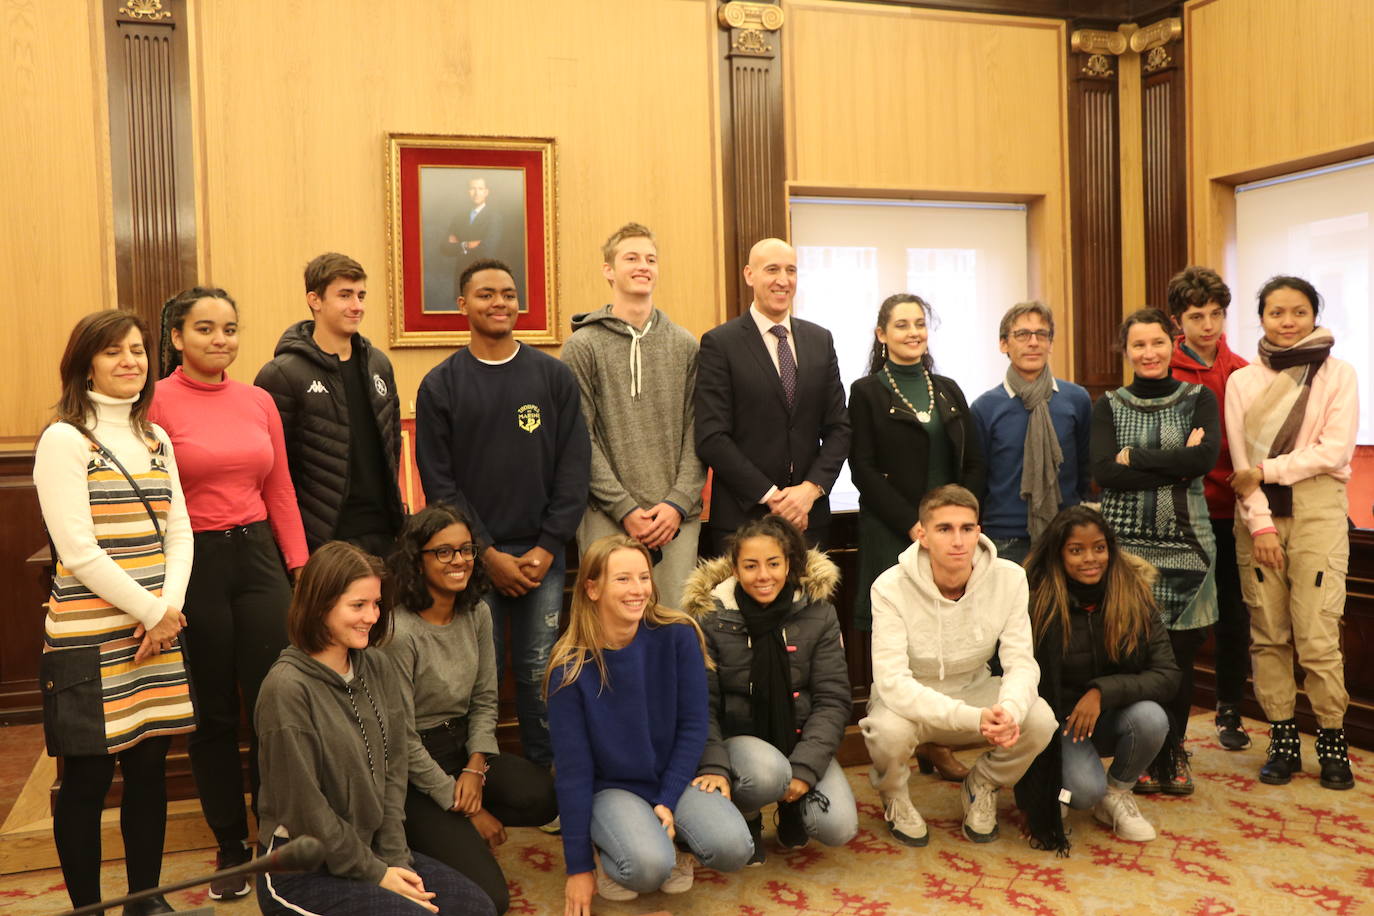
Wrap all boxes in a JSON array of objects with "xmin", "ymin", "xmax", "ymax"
[
  {"xmin": 1009, "ymin": 329, "xmax": 1054, "ymax": 342},
  {"xmin": 421, "ymin": 544, "xmax": 477, "ymax": 563}
]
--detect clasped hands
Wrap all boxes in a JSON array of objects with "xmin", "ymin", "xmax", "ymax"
[
  {"xmin": 767, "ymin": 482, "xmax": 822, "ymax": 531},
  {"xmin": 485, "ymin": 545, "xmax": 555, "ymax": 597},
  {"xmin": 979, "ymin": 704, "xmax": 1021, "ymax": 749},
  {"xmin": 132, "ymin": 606, "xmax": 186, "ymax": 663},
  {"xmin": 623, "ymin": 502, "xmax": 682, "ymax": 549}
]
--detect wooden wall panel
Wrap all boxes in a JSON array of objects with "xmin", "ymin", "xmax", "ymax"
[
  {"xmin": 0, "ymin": 453, "xmax": 46, "ymax": 723},
  {"xmin": 1138, "ymin": 27, "xmax": 1185, "ymax": 308},
  {"xmin": 784, "ymin": 0, "xmax": 1074, "ymax": 377},
  {"xmin": 0, "ymin": 0, "xmax": 113, "ymax": 444},
  {"xmin": 193, "ymin": 0, "xmax": 725, "ymax": 410},
  {"xmin": 1186, "ymin": 0, "xmax": 1374, "ymax": 267}
]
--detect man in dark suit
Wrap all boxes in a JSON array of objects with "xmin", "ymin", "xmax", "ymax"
[
  {"xmin": 444, "ymin": 176, "xmax": 504, "ymax": 300},
  {"xmin": 694, "ymin": 237, "xmax": 850, "ymax": 553}
]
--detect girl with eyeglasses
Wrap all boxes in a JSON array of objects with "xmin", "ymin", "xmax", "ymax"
[{"xmin": 382, "ymin": 504, "xmax": 557, "ymax": 914}]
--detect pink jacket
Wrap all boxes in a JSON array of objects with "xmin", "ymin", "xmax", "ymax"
[{"xmin": 1224, "ymin": 355, "xmax": 1359, "ymax": 535}]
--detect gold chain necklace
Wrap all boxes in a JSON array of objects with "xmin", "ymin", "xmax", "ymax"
[{"xmin": 884, "ymin": 363, "xmax": 935, "ymax": 423}]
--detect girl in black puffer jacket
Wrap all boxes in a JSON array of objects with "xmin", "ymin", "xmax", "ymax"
[
  {"xmin": 1015, "ymin": 506, "xmax": 1181, "ymax": 853},
  {"xmin": 683, "ymin": 516, "xmax": 857, "ymax": 865}
]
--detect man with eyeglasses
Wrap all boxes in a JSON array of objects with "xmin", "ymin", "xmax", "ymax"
[{"xmin": 971, "ymin": 302, "xmax": 1092, "ymax": 565}]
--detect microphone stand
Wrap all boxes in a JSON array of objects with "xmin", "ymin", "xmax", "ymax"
[{"xmin": 53, "ymin": 836, "xmax": 323, "ymax": 916}]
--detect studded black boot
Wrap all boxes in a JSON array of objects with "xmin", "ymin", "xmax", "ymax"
[
  {"xmin": 1315, "ymin": 727, "xmax": 1355, "ymax": 790},
  {"xmin": 1259, "ymin": 719, "xmax": 1301, "ymax": 785}
]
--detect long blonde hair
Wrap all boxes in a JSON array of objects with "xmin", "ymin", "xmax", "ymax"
[
  {"xmin": 1024, "ymin": 507, "xmax": 1157, "ymax": 663},
  {"xmin": 543, "ymin": 535, "xmax": 712, "ymax": 698}
]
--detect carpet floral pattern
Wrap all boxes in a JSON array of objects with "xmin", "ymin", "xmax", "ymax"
[{"xmin": 0, "ymin": 715, "xmax": 1369, "ymax": 915}]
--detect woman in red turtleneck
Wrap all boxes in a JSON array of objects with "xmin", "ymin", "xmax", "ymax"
[{"xmin": 149, "ymin": 286, "xmax": 308, "ymax": 900}]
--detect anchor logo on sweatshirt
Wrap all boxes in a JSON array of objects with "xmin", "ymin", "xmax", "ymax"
[{"xmin": 517, "ymin": 404, "xmax": 541, "ymax": 433}]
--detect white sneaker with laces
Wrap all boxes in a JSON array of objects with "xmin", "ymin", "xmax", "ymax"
[
  {"xmin": 1094, "ymin": 785, "xmax": 1157, "ymax": 841},
  {"xmin": 881, "ymin": 793, "xmax": 929, "ymax": 846},
  {"xmin": 659, "ymin": 850, "xmax": 695, "ymax": 894},
  {"xmin": 961, "ymin": 771, "xmax": 1000, "ymax": 843},
  {"xmin": 595, "ymin": 855, "xmax": 638, "ymax": 902}
]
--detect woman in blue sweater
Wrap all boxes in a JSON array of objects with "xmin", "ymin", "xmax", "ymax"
[{"xmin": 545, "ymin": 535, "xmax": 753, "ymax": 914}]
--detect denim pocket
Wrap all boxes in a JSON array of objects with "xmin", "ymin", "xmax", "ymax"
[{"xmin": 40, "ymin": 647, "xmax": 106, "ymax": 757}]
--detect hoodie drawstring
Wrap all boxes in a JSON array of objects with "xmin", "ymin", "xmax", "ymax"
[{"xmin": 627, "ymin": 315, "xmax": 653, "ymax": 398}]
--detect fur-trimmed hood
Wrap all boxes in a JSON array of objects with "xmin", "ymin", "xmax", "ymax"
[{"xmin": 681, "ymin": 548, "xmax": 840, "ymax": 618}]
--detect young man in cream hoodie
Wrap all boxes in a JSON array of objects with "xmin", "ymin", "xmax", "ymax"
[{"xmin": 861, "ymin": 484, "xmax": 1054, "ymax": 847}]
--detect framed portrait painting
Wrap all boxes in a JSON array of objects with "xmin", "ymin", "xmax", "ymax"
[{"xmin": 385, "ymin": 133, "xmax": 558, "ymax": 347}]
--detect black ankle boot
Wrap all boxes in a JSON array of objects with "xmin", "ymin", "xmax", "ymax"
[
  {"xmin": 775, "ymin": 799, "xmax": 809, "ymax": 849},
  {"xmin": 1315, "ymin": 727, "xmax": 1355, "ymax": 790},
  {"xmin": 1259, "ymin": 719, "xmax": 1302, "ymax": 785},
  {"xmin": 123, "ymin": 893, "xmax": 176, "ymax": 915}
]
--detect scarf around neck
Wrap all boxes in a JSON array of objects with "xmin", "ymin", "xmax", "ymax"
[
  {"xmin": 1005, "ymin": 365, "xmax": 1063, "ymax": 541},
  {"xmin": 734, "ymin": 582, "xmax": 798, "ymax": 756},
  {"xmin": 1244, "ymin": 327, "xmax": 1335, "ymax": 516}
]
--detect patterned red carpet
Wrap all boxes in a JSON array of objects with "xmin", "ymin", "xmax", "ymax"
[{"xmin": 2, "ymin": 713, "xmax": 1370, "ymax": 915}]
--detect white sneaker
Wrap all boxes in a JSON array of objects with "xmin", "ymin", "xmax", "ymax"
[
  {"xmin": 1094, "ymin": 786, "xmax": 1157, "ymax": 842},
  {"xmin": 659, "ymin": 850, "xmax": 695, "ymax": 894},
  {"xmin": 538, "ymin": 815, "xmax": 561, "ymax": 834},
  {"xmin": 595, "ymin": 855, "xmax": 638, "ymax": 901},
  {"xmin": 881, "ymin": 793, "xmax": 929, "ymax": 846},
  {"xmin": 961, "ymin": 771, "xmax": 1000, "ymax": 843}
]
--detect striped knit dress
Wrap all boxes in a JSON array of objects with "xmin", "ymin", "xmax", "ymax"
[{"xmin": 36, "ymin": 393, "xmax": 196, "ymax": 755}]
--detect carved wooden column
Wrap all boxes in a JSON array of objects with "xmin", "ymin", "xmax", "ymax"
[
  {"xmin": 105, "ymin": 0, "xmax": 198, "ymax": 339},
  {"xmin": 717, "ymin": 1, "xmax": 787, "ymax": 317},
  {"xmin": 1067, "ymin": 29, "xmax": 1125, "ymax": 401},
  {"xmin": 1135, "ymin": 17, "xmax": 1186, "ymax": 309}
]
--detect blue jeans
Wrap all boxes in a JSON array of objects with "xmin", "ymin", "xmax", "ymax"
[
  {"xmin": 486, "ymin": 546, "xmax": 564, "ymax": 767},
  {"xmin": 991, "ymin": 537, "xmax": 1031, "ymax": 566},
  {"xmin": 591, "ymin": 785, "xmax": 753, "ymax": 893},
  {"xmin": 725, "ymin": 735, "xmax": 858, "ymax": 847},
  {"xmin": 1061, "ymin": 700, "xmax": 1169, "ymax": 809}
]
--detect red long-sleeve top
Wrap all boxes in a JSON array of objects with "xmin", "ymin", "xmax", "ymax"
[{"xmin": 151, "ymin": 367, "xmax": 309, "ymax": 569}]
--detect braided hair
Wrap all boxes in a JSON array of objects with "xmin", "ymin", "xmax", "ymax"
[{"xmin": 159, "ymin": 286, "xmax": 237, "ymax": 378}]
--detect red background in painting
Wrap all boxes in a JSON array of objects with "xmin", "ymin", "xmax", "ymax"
[{"xmin": 398, "ymin": 144, "xmax": 548, "ymax": 334}]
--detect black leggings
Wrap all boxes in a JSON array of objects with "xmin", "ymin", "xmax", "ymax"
[
  {"xmin": 1167, "ymin": 626, "xmax": 1209, "ymax": 739},
  {"xmin": 53, "ymin": 736, "xmax": 171, "ymax": 907},
  {"xmin": 1210, "ymin": 519, "xmax": 1252, "ymax": 706},
  {"xmin": 405, "ymin": 727, "xmax": 557, "ymax": 914},
  {"xmin": 183, "ymin": 522, "xmax": 291, "ymax": 850}
]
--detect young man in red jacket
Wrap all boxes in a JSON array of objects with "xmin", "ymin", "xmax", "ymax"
[{"xmin": 1166, "ymin": 266, "xmax": 1252, "ymax": 758}]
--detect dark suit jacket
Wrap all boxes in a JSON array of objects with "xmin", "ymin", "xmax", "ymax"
[
  {"xmin": 444, "ymin": 206, "xmax": 505, "ymax": 296},
  {"xmin": 848, "ymin": 371, "xmax": 986, "ymax": 538},
  {"xmin": 694, "ymin": 313, "xmax": 850, "ymax": 533}
]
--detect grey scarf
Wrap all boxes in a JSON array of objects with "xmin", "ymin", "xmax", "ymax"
[{"xmin": 1005, "ymin": 366, "xmax": 1063, "ymax": 541}]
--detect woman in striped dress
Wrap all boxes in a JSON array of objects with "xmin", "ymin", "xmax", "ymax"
[{"xmin": 34, "ymin": 311, "xmax": 196, "ymax": 914}]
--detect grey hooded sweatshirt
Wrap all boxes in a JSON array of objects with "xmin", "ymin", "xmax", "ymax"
[
  {"xmin": 255, "ymin": 646, "xmax": 411, "ymax": 883},
  {"xmin": 561, "ymin": 306, "xmax": 705, "ymax": 521}
]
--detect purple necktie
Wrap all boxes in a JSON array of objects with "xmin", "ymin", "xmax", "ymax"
[{"xmin": 769, "ymin": 324, "xmax": 796, "ymax": 407}]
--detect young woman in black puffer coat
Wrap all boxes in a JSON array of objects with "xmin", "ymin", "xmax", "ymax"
[{"xmin": 683, "ymin": 516, "xmax": 858, "ymax": 865}]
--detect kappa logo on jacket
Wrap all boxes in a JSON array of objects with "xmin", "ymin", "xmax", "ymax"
[
  {"xmin": 517, "ymin": 404, "xmax": 541, "ymax": 433},
  {"xmin": 373, "ymin": 374, "xmax": 387, "ymax": 397},
  {"xmin": 306, "ymin": 380, "xmax": 328, "ymax": 394}
]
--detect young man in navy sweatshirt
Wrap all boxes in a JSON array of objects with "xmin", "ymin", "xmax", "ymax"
[{"xmin": 415, "ymin": 258, "xmax": 591, "ymax": 767}]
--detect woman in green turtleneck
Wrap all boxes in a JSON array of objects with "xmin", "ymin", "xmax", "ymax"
[{"xmin": 848, "ymin": 293, "xmax": 986, "ymax": 779}]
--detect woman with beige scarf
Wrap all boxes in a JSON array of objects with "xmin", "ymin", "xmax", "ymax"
[{"xmin": 1224, "ymin": 275, "xmax": 1359, "ymax": 791}]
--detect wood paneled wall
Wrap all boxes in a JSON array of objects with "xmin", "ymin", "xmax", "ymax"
[
  {"xmin": 193, "ymin": 0, "xmax": 725, "ymax": 413},
  {"xmin": 783, "ymin": 0, "xmax": 1073, "ymax": 376},
  {"xmin": 1186, "ymin": 0, "xmax": 1374, "ymax": 269},
  {"xmin": 0, "ymin": 0, "xmax": 114, "ymax": 445}
]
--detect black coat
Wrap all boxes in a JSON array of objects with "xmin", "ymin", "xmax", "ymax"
[
  {"xmin": 848, "ymin": 370, "xmax": 986, "ymax": 537},
  {"xmin": 254, "ymin": 321, "xmax": 403, "ymax": 550},
  {"xmin": 693, "ymin": 313, "xmax": 850, "ymax": 533},
  {"xmin": 683, "ymin": 551, "xmax": 851, "ymax": 787}
]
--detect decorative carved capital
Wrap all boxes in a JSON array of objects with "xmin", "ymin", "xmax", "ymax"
[
  {"xmin": 1081, "ymin": 53, "xmax": 1116, "ymax": 78},
  {"xmin": 1130, "ymin": 17, "xmax": 1182, "ymax": 53},
  {"xmin": 718, "ymin": 2, "xmax": 784, "ymax": 32},
  {"xmin": 1071, "ymin": 29, "xmax": 1128, "ymax": 57},
  {"xmin": 1143, "ymin": 46, "xmax": 1173, "ymax": 73},
  {"xmin": 732, "ymin": 29, "xmax": 773, "ymax": 56},
  {"xmin": 116, "ymin": 0, "xmax": 173, "ymax": 22}
]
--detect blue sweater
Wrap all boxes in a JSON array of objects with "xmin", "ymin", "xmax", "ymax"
[
  {"xmin": 547, "ymin": 621, "xmax": 708, "ymax": 875},
  {"xmin": 971, "ymin": 379, "xmax": 1093, "ymax": 539},
  {"xmin": 415, "ymin": 344, "xmax": 590, "ymax": 553}
]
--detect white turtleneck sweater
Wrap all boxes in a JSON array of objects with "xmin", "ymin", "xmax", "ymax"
[{"xmin": 34, "ymin": 391, "xmax": 193, "ymax": 629}]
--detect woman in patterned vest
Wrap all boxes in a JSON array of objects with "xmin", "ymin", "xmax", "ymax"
[
  {"xmin": 34, "ymin": 310, "xmax": 196, "ymax": 914},
  {"xmin": 1089, "ymin": 308, "xmax": 1220, "ymax": 797}
]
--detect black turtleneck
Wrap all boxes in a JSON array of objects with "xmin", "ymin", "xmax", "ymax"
[{"xmin": 1088, "ymin": 370, "xmax": 1220, "ymax": 492}]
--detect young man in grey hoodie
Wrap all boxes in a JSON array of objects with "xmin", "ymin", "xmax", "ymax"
[
  {"xmin": 561, "ymin": 222, "xmax": 705, "ymax": 609},
  {"xmin": 861, "ymin": 484, "xmax": 1055, "ymax": 848}
]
